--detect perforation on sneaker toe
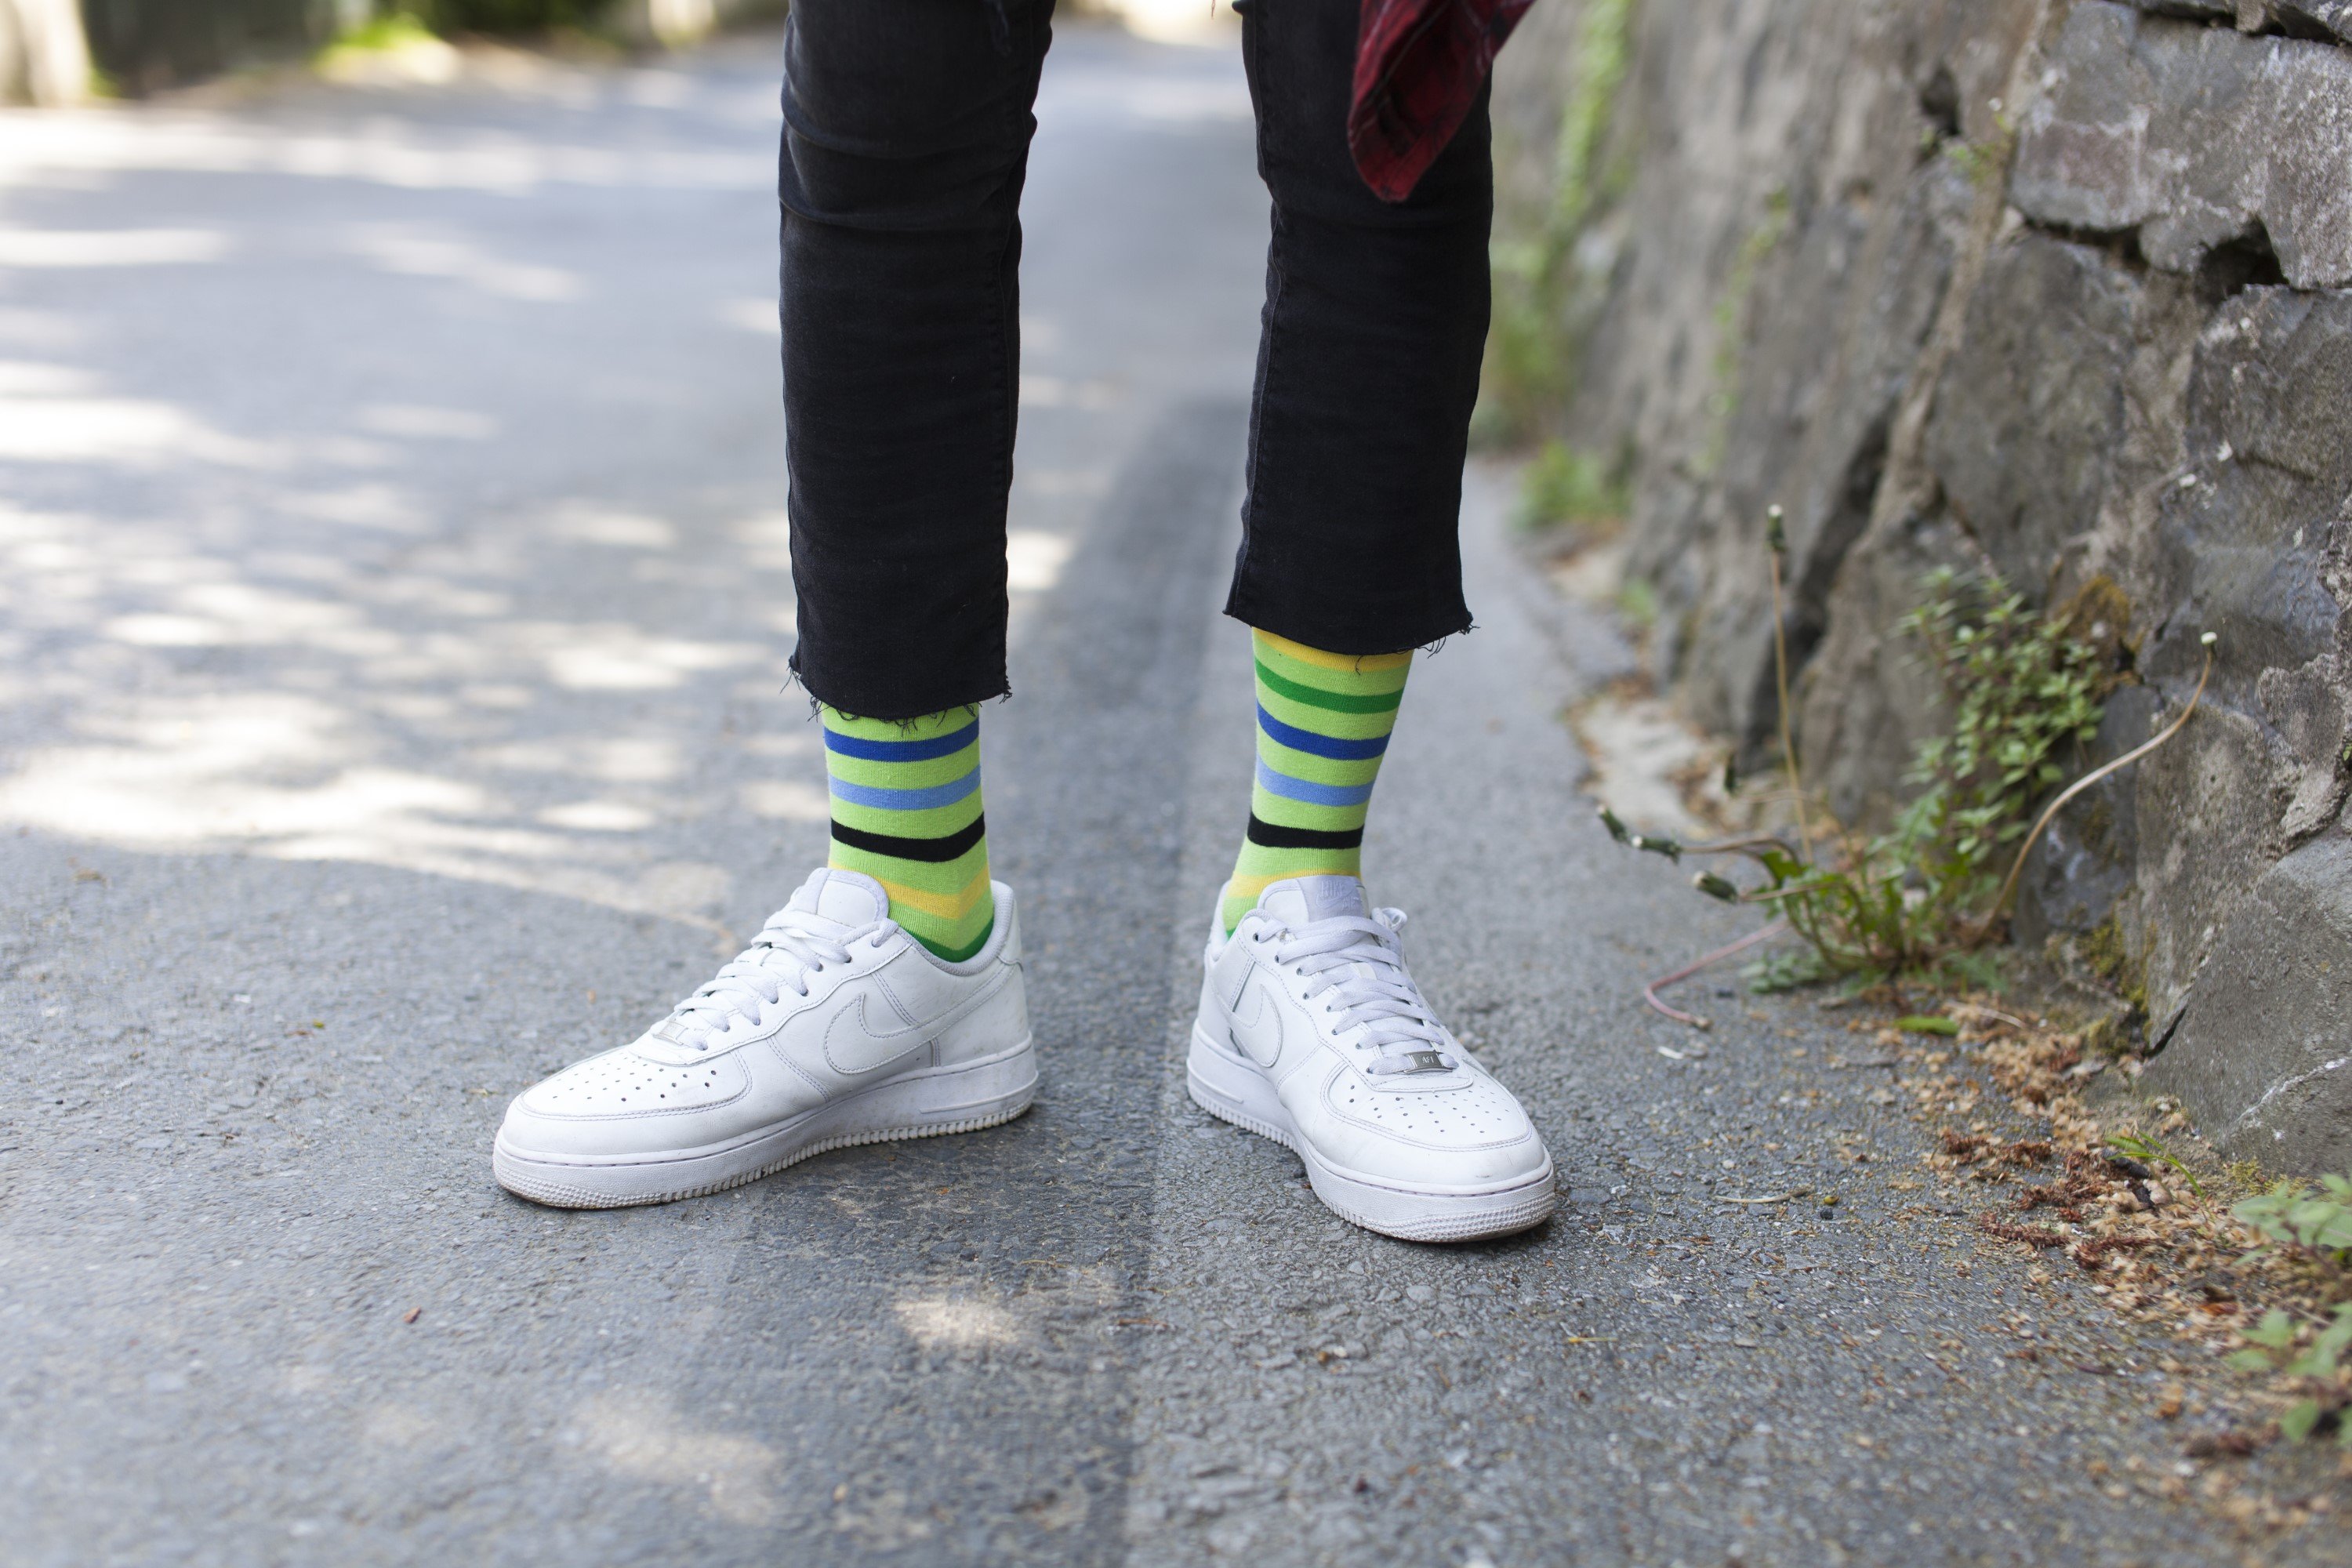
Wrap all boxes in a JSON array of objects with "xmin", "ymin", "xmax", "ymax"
[
  {"xmin": 523, "ymin": 1050, "xmax": 739, "ymax": 1116},
  {"xmin": 1337, "ymin": 1073, "xmax": 1530, "ymax": 1147}
]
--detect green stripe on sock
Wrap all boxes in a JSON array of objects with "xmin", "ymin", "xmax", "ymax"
[
  {"xmin": 926, "ymin": 921, "xmax": 996, "ymax": 964},
  {"xmin": 822, "ymin": 703, "xmax": 995, "ymax": 960},
  {"xmin": 1254, "ymin": 659, "xmax": 1405, "ymax": 714},
  {"xmin": 1221, "ymin": 630, "xmax": 1412, "ymax": 933},
  {"xmin": 1257, "ymin": 684, "xmax": 1401, "ymax": 742}
]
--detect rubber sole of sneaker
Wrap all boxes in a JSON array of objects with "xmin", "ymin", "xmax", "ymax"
[
  {"xmin": 492, "ymin": 1039, "xmax": 1037, "ymax": 1209},
  {"xmin": 1185, "ymin": 1027, "xmax": 1555, "ymax": 1243}
]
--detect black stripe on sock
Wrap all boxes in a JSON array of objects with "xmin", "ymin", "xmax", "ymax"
[
  {"xmin": 1244, "ymin": 814, "xmax": 1363, "ymax": 851},
  {"xmin": 830, "ymin": 814, "xmax": 987, "ymax": 864}
]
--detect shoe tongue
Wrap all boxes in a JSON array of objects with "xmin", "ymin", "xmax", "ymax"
[
  {"xmin": 1257, "ymin": 875, "xmax": 1368, "ymax": 927},
  {"xmin": 784, "ymin": 867, "xmax": 890, "ymax": 931}
]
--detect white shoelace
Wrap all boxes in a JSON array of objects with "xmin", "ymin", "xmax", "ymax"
[
  {"xmin": 1265, "ymin": 909, "xmax": 1455, "ymax": 1076},
  {"xmin": 658, "ymin": 910, "xmax": 893, "ymax": 1050}
]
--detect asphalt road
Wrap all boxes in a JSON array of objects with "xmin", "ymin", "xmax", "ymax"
[{"xmin": 0, "ymin": 24, "xmax": 2327, "ymax": 1568}]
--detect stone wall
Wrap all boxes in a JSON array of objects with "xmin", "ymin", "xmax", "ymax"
[{"xmin": 1490, "ymin": 0, "xmax": 2352, "ymax": 1169}]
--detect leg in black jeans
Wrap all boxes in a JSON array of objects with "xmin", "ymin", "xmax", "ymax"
[
  {"xmin": 779, "ymin": 0, "xmax": 1491, "ymax": 717},
  {"xmin": 779, "ymin": 0, "xmax": 1054, "ymax": 719},
  {"xmin": 1224, "ymin": 0, "xmax": 1488, "ymax": 655}
]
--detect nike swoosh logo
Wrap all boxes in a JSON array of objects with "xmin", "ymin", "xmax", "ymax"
[
  {"xmin": 821, "ymin": 990, "xmax": 935, "ymax": 1076},
  {"xmin": 1227, "ymin": 977, "xmax": 1283, "ymax": 1069}
]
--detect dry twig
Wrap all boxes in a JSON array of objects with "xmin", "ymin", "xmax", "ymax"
[
  {"xmin": 1972, "ymin": 638, "xmax": 2216, "ymax": 941},
  {"xmin": 1640, "ymin": 919, "xmax": 1790, "ymax": 1029}
]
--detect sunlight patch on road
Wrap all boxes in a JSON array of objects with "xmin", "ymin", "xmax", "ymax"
[
  {"xmin": 1006, "ymin": 528, "xmax": 1074, "ymax": 593},
  {"xmin": 356, "ymin": 403, "xmax": 498, "ymax": 441},
  {"xmin": 539, "ymin": 800, "xmax": 656, "ymax": 832},
  {"xmin": 547, "ymin": 505, "xmax": 677, "ymax": 550},
  {"xmin": 1018, "ymin": 373, "xmax": 1119, "ymax": 411},
  {"xmin": 0, "ymin": 691, "xmax": 489, "ymax": 844},
  {"xmin": 280, "ymin": 483, "xmax": 433, "ymax": 532},
  {"xmin": 0, "ymin": 488, "xmax": 764, "ymax": 938},
  {"xmin": 717, "ymin": 297, "xmax": 777, "ymax": 336},
  {"xmin": 729, "ymin": 511, "xmax": 793, "ymax": 573},
  {"xmin": 0, "ymin": 691, "xmax": 737, "ymax": 938},
  {"xmin": 99, "ymin": 614, "xmax": 227, "ymax": 648},
  {"xmin": 0, "ymin": 111, "xmax": 770, "ymax": 197},
  {"xmin": 518, "ymin": 622, "xmax": 761, "ymax": 690},
  {"xmin": 358, "ymin": 1402, "xmax": 442, "ymax": 1447},
  {"xmin": 0, "ymin": 359, "xmax": 93, "ymax": 394},
  {"xmin": 832, "ymin": 1484, "xmax": 938, "ymax": 1550},
  {"xmin": 575, "ymin": 1392, "xmax": 780, "ymax": 1526},
  {"xmin": 739, "ymin": 731, "xmax": 821, "ymax": 761},
  {"xmin": 0, "ymin": 386, "xmax": 281, "ymax": 467},
  {"xmin": 456, "ymin": 681, "xmax": 535, "ymax": 709},
  {"xmin": 0, "ymin": 228, "xmax": 230, "ymax": 267},
  {"xmin": 1016, "ymin": 466, "xmax": 1112, "ymax": 499},
  {"xmin": 101, "ymin": 579, "xmax": 400, "ymax": 656},
  {"xmin": 739, "ymin": 779, "xmax": 828, "ymax": 822},
  {"xmin": 894, "ymin": 1293, "xmax": 1022, "ymax": 1352},
  {"xmin": 346, "ymin": 224, "xmax": 585, "ymax": 303},
  {"xmin": 0, "ymin": 81, "xmax": 846, "ymax": 954},
  {"xmin": 474, "ymin": 735, "xmax": 683, "ymax": 784}
]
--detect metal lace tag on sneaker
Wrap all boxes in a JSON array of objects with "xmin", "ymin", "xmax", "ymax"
[{"xmin": 1374, "ymin": 1049, "xmax": 1451, "ymax": 1075}]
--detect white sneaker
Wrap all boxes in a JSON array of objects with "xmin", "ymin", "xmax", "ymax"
[
  {"xmin": 1188, "ymin": 877, "xmax": 1555, "ymax": 1242},
  {"xmin": 493, "ymin": 868, "xmax": 1035, "ymax": 1208}
]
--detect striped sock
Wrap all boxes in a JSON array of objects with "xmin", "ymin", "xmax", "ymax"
[
  {"xmin": 822, "ymin": 705, "xmax": 995, "ymax": 962},
  {"xmin": 1221, "ymin": 630, "xmax": 1412, "ymax": 933}
]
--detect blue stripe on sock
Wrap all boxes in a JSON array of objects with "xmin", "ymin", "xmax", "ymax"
[
  {"xmin": 829, "ymin": 770, "xmax": 983, "ymax": 813},
  {"xmin": 822, "ymin": 720, "xmax": 980, "ymax": 763},
  {"xmin": 1256, "ymin": 705, "xmax": 1391, "ymax": 762},
  {"xmin": 1255, "ymin": 757, "xmax": 1376, "ymax": 808}
]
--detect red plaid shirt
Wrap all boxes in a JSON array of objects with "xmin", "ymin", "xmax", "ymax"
[{"xmin": 1348, "ymin": 0, "xmax": 1534, "ymax": 201}]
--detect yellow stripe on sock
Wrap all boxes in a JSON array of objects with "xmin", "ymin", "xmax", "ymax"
[
  {"xmin": 876, "ymin": 867, "xmax": 993, "ymax": 923},
  {"xmin": 1222, "ymin": 870, "xmax": 1298, "ymax": 906},
  {"xmin": 1255, "ymin": 630, "xmax": 1413, "ymax": 673}
]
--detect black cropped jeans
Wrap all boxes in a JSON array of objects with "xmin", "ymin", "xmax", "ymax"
[{"xmin": 779, "ymin": 0, "xmax": 1493, "ymax": 719}]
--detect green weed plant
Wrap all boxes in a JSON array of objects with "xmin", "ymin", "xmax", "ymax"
[
  {"xmin": 1608, "ymin": 563, "xmax": 2111, "ymax": 993},
  {"xmin": 2234, "ymin": 1174, "xmax": 2352, "ymax": 1265},
  {"xmin": 2222, "ymin": 1173, "xmax": 2352, "ymax": 1446},
  {"xmin": 2227, "ymin": 1301, "xmax": 2352, "ymax": 1448},
  {"xmin": 2107, "ymin": 1131, "xmax": 2203, "ymax": 1198},
  {"xmin": 1746, "ymin": 570, "xmax": 2101, "ymax": 989}
]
